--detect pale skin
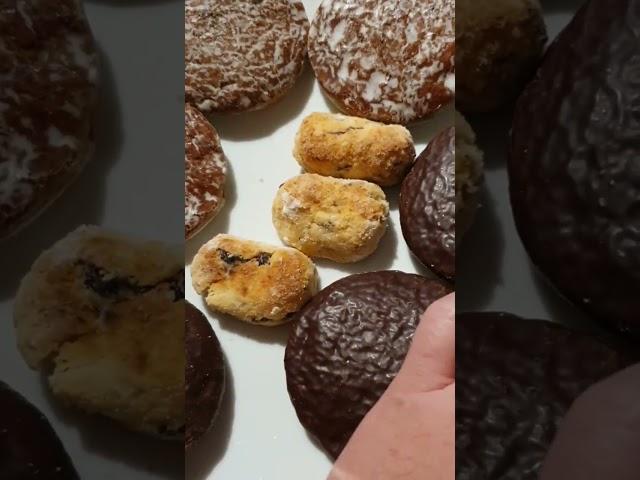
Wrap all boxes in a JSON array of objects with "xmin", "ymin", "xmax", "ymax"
[
  {"xmin": 328, "ymin": 293, "xmax": 455, "ymax": 480},
  {"xmin": 328, "ymin": 292, "xmax": 639, "ymax": 479}
]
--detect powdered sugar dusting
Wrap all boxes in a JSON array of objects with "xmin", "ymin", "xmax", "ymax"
[
  {"xmin": 0, "ymin": 0, "xmax": 99, "ymax": 238},
  {"xmin": 281, "ymin": 191, "xmax": 304, "ymax": 218},
  {"xmin": 309, "ymin": 0, "xmax": 455, "ymax": 124},
  {"xmin": 185, "ymin": 0, "xmax": 310, "ymax": 113},
  {"xmin": 184, "ymin": 104, "xmax": 227, "ymax": 239}
]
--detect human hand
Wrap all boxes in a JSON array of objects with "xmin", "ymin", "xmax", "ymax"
[{"xmin": 327, "ymin": 293, "xmax": 455, "ymax": 480}]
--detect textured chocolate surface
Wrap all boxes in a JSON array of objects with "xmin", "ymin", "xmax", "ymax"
[
  {"xmin": 400, "ymin": 127, "xmax": 455, "ymax": 280},
  {"xmin": 508, "ymin": 0, "xmax": 640, "ymax": 336},
  {"xmin": 186, "ymin": 301, "xmax": 225, "ymax": 449},
  {"xmin": 285, "ymin": 271, "xmax": 451, "ymax": 458},
  {"xmin": 0, "ymin": 382, "xmax": 79, "ymax": 479},
  {"xmin": 456, "ymin": 312, "xmax": 635, "ymax": 480}
]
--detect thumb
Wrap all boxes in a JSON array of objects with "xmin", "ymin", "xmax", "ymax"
[{"xmin": 392, "ymin": 292, "xmax": 455, "ymax": 394}]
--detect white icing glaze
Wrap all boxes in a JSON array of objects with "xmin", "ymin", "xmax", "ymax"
[
  {"xmin": 308, "ymin": 0, "xmax": 455, "ymax": 124},
  {"xmin": 0, "ymin": 0, "xmax": 99, "ymax": 237},
  {"xmin": 185, "ymin": 0, "xmax": 310, "ymax": 113},
  {"xmin": 184, "ymin": 104, "xmax": 227, "ymax": 238}
]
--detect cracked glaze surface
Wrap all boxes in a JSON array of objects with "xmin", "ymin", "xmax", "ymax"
[
  {"xmin": 0, "ymin": 0, "xmax": 99, "ymax": 238},
  {"xmin": 509, "ymin": 0, "xmax": 640, "ymax": 335},
  {"xmin": 400, "ymin": 126, "xmax": 455, "ymax": 280},
  {"xmin": 285, "ymin": 271, "xmax": 451, "ymax": 458},
  {"xmin": 308, "ymin": 0, "xmax": 454, "ymax": 124},
  {"xmin": 185, "ymin": 0, "xmax": 309, "ymax": 113},
  {"xmin": 184, "ymin": 104, "xmax": 227, "ymax": 239},
  {"xmin": 456, "ymin": 312, "xmax": 634, "ymax": 480}
]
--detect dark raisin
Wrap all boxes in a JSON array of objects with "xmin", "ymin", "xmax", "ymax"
[
  {"xmin": 218, "ymin": 249, "xmax": 242, "ymax": 265},
  {"xmin": 256, "ymin": 252, "xmax": 272, "ymax": 266}
]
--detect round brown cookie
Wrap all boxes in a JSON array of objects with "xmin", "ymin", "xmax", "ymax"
[
  {"xmin": 400, "ymin": 127, "xmax": 455, "ymax": 280},
  {"xmin": 308, "ymin": 0, "xmax": 454, "ymax": 125},
  {"xmin": 185, "ymin": 0, "xmax": 309, "ymax": 113},
  {"xmin": 509, "ymin": 0, "xmax": 640, "ymax": 336},
  {"xmin": 14, "ymin": 226, "xmax": 185, "ymax": 439},
  {"xmin": 185, "ymin": 104, "xmax": 227, "ymax": 240},
  {"xmin": 0, "ymin": 382, "xmax": 79, "ymax": 479},
  {"xmin": 0, "ymin": 1, "xmax": 99, "ymax": 239},
  {"xmin": 456, "ymin": 312, "xmax": 635, "ymax": 480},
  {"xmin": 186, "ymin": 301, "xmax": 225, "ymax": 449},
  {"xmin": 285, "ymin": 271, "xmax": 451, "ymax": 458},
  {"xmin": 456, "ymin": 0, "xmax": 547, "ymax": 113}
]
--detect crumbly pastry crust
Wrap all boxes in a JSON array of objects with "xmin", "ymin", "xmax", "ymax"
[
  {"xmin": 0, "ymin": 0, "xmax": 99, "ymax": 239},
  {"xmin": 293, "ymin": 113, "xmax": 415, "ymax": 186},
  {"xmin": 185, "ymin": 0, "xmax": 309, "ymax": 113},
  {"xmin": 455, "ymin": 111, "xmax": 484, "ymax": 236},
  {"xmin": 272, "ymin": 174, "xmax": 389, "ymax": 263},
  {"xmin": 191, "ymin": 234, "xmax": 318, "ymax": 325},
  {"xmin": 14, "ymin": 226, "xmax": 185, "ymax": 438},
  {"xmin": 185, "ymin": 104, "xmax": 227, "ymax": 239},
  {"xmin": 308, "ymin": 0, "xmax": 454, "ymax": 124}
]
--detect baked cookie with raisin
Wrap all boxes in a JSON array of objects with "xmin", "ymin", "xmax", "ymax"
[
  {"xmin": 293, "ymin": 113, "xmax": 415, "ymax": 186},
  {"xmin": 191, "ymin": 234, "xmax": 318, "ymax": 325},
  {"xmin": 14, "ymin": 226, "xmax": 185, "ymax": 439},
  {"xmin": 273, "ymin": 174, "xmax": 389, "ymax": 263}
]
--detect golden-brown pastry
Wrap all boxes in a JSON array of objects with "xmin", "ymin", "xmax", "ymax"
[
  {"xmin": 14, "ymin": 226, "xmax": 184, "ymax": 439},
  {"xmin": 293, "ymin": 113, "xmax": 415, "ymax": 187},
  {"xmin": 272, "ymin": 174, "xmax": 389, "ymax": 263},
  {"xmin": 457, "ymin": 0, "xmax": 547, "ymax": 112},
  {"xmin": 191, "ymin": 234, "xmax": 318, "ymax": 325}
]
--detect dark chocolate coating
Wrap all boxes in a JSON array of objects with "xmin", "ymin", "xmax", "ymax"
[
  {"xmin": 400, "ymin": 127, "xmax": 455, "ymax": 280},
  {"xmin": 285, "ymin": 270, "xmax": 451, "ymax": 458},
  {"xmin": 0, "ymin": 382, "xmax": 79, "ymax": 479},
  {"xmin": 509, "ymin": 0, "xmax": 640, "ymax": 336},
  {"xmin": 456, "ymin": 312, "xmax": 635, "ymax": 480},
  {"xmin": 185, "ymin": 301, "xmax": 225, "ymax": 449}
]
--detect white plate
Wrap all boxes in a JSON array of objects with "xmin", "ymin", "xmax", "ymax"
[
  {"xmin": 0, "ymin": 1, "xmax": 449, "ymax": 479},
  {"xmin": 457, "ymin": 1, "xmax": 601, "ymax": 334},
  {"xmin": 184, "ymin": 1, "xmax": 453, "ymax": 478}
]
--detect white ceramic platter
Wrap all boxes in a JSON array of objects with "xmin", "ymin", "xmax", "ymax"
[{"xmin": 184, "ymin": 1, "xmax": 453, "ymax": 478}]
